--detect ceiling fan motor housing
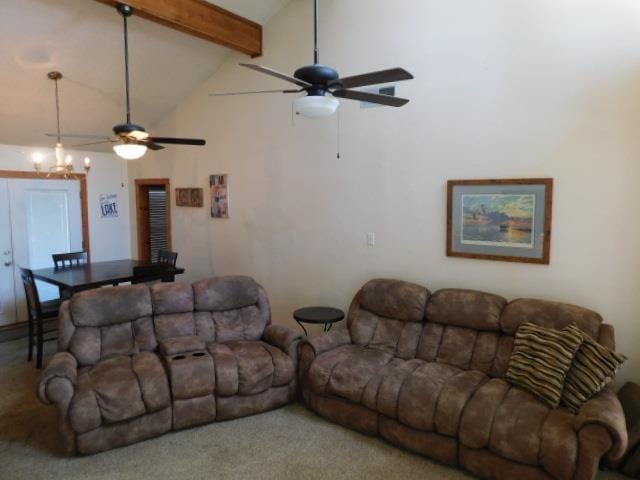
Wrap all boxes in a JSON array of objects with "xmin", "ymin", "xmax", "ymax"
[
  {"xmin": 294, "ymin": 65, "xmax": 342, "ymax": 96},
  {"xmin": 113, "ymin": 123, "xmax": 146, "ymax": 135}
]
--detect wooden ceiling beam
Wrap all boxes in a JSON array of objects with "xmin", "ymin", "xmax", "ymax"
[{"xmin": 93, "ymin": 0, "xmax": 262, "ymax": 57}]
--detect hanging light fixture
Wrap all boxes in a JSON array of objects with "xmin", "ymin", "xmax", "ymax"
[{"xmin": 33, "ymin": 71, "xmax": 91, "ymax": 176}]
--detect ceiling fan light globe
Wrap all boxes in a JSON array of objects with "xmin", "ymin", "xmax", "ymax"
[
  {"xmin": 113, "ymin": 143, "xmax": 147, "ymax": 160},
  {"xmin": 294, "ymin": 95, "xmax": 339, "ymax": 119}
]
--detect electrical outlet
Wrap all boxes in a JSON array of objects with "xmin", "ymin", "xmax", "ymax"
[{"xmin": 366, "ymin": 232, "xmax": 376, "ymax": 246}]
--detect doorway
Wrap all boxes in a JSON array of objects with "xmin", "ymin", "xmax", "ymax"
[
  {"xmin": 0, "ymin": 172, "xmax": 88, "ymax": 327},
  {"xmin": 135, "ymin": 178, "xmax": 171, "ymax": 263}
]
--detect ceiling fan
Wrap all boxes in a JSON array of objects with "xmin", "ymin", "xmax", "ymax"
[
  {"xmin": 47, "ymin": 3, "xmax": 206, "ymax": 160},
  {"xmin": 210, "ymin": 0, "xmax": 414, "ymax": 119}
]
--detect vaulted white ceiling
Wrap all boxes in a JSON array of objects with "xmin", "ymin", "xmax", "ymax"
[{"xmin": 0, "ymin": 0, "xmax": 290, "ymax": 150}]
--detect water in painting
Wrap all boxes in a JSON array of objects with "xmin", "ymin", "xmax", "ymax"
[{"xmin": 461, "ymin": 194, "xmax": 535, "ymax": 248}]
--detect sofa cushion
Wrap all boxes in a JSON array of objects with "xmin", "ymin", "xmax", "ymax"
[
  {"xmin": 504, "ymin": 322, "xmax": 583, "ymax": 408},
  {"xmin": 193, "ymin": 276, "xmax": 260, "ymax": 311},
  {"xmin": 500, "ymin": 298, "xmax": 602, "ymax": 339},
  {"xmin": 397, "ymin": 362, "xmax": 487, "ymax": 434},
  {"xmin": 356, "ymin": 278, "xmax": 430, "ymax": 322},
  {"xmin": 561, "ymin": 336, "xmax": 626, "ymax": 413},
  {"xmin": 69, "ymin": 353, "xmax": 170, "ymax": 434},
  {"xmin": 70, "ymin": 285, "xmax": 152, "ymax": 327},
  {"xmin": 150, "ymin": 282, "xmax": 194, "ymax": 314},
  {"xmin": 207, "ymin": 340, "xmax": 294, "ymax": 396},
  {"xmin": 307, "ymin": 344, "xmax": 394, "ymax": 403},
  {"xmin": 426, "ymin": 289, "xmax": 507, "ymax": 331}
]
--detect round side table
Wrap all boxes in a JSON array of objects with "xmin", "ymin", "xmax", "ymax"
[{"xmin": 293, "ymin": 306, "xmax": 344, "ymax": 336}]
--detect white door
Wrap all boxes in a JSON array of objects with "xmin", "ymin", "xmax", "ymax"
[
  {"xmin": 0, "ymin": 180, "xmax": 16, "ymax": 326},
  {"xmin": 9, "ymin": 179, "xmax": 83, "ymax": 323}
]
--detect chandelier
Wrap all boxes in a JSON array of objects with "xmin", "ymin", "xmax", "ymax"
[{"xmin": 32, "ymin": 71, "xmax": 91, "ymax": 177}]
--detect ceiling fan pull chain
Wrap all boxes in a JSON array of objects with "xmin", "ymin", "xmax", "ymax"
[{"xmin": 336, "ymin": 106, "xmax": 341, "ymax": 159}]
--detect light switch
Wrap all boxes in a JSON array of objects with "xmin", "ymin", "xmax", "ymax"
[{"xmin": 366, "ymin": 232, "xmax": 375, "ymax": 246}]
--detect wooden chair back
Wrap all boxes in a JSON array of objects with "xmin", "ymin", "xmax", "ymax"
[
  {"xmin": 52, "ymin": 251, "xmax": 88, "ymax": 269},
  {"xmin": 157, "ymin": 250, "xmax": 178, "ymax": 266},
  {"xmin": 20, "ymin": 267, "xmax": 42, "ymax": 320}
]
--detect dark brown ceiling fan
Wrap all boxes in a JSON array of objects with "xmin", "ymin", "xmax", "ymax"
[
  {"xmin": 210, "ymin": 0, "xmax": 414, "ymax": 119},
  {"xmin": 47, "ymin": 3, "xmax": 206, "ymax": 159}
]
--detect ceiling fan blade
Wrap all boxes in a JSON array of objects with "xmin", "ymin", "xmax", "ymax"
[
  {"xmin": 46, "ymin": 133, "xmax": 111, "ymax": 140},
  {"xmin": 144, "ymin": 142, "xmax": 165, "ymax": 151},
  {"xmin": 337, "ymin": 68, "xmax": 414, "ymax": 89},
  {"xmin": 209, "ymin": 89, "xmax": 302, "ymax": 96},
  {"xmin": 239, "ymin": 63, "xmax": 311, "ymax": 88},
  {"xmin": 146, "ymin": 137, "xmax": 206, "ymax": 146},
  {"xmin": 332, "ymin": 89, "xmax": 410, "ymax": 107},
  {"xmin": 71, "ymin": 140, "xmax": 115, "ymax": 147}
]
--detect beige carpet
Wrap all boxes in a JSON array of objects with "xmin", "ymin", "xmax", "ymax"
[{"xmin": 0, "ymin": 338, "xmax": 629, "ymax": 480}]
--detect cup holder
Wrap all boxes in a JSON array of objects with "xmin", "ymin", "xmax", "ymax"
[
  {"xmin": 192, "ymin": 352, "xmax": 206, "ymax": 357},
  {"xmin": 172, "ymin": 355, "xmax": 186, "ymax": 361}
]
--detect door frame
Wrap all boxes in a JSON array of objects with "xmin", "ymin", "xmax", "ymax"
[
  {"xmin": 135, "ymin": 178, "xmax": 171, "ymax": 263},
  {"xmin": 0, "ymin": 170, "xmax": 90, "ymax": 259}
]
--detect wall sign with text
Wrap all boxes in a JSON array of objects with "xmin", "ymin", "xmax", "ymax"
[{"xmin": 100, "ymin": 193, "xmax": 119, "ymax": 218}]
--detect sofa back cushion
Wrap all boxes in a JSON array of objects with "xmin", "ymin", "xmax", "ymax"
[
  {"xmin": 500, "ymin": 298, "xmax": 602, "ymax": 340},
  {"xmin": 66, "ymin": 285, "xmax": 154, "ymax": 367},
  {"xmin": 348, "ymin": 279, "xmax": 430, "ymax": 358},
  {"xmin": 416, "ymin": 289, "xmax": 604, "ymax": 378},
  {"xmin": 417, "ymin": 289, "xmax": 507, "ymax": 374},
  {"xmin": 192, "ymin": 276, "xmax": 270, "ymax": 343}
]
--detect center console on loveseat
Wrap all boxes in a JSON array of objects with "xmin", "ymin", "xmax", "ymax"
[{"xmin": 37, "ymin": 276, "xmax": 302, "ymax": 455}]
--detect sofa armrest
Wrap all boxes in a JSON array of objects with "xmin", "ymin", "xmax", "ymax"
[
  {"xmin": 302, "ymin": 328, "xmax": 351, "ymax": 356},
  {"xmin": 264, "ymin": 324, "xmax": 302, "ymax": 352},
  {"xmin": 37, "ymin": 352, "xmax": 77, "ymax": 408},
  {"xmin": 298, "ymin": 328, "xmax": 351, "ymax": 377},
  {"xmin": 575, "ymin": 386, "xmax": 628, "ymax": 461}
]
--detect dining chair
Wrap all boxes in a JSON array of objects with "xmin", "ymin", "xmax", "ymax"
[
  {"xmin": 156, "ymin": 250, "xmax": 178, "ymax": 281},
  {"xmin": 131, "ymin": 264, "xmax": 173, "ymax": 284},
  {"xmin": 52, "ymin": 251, "xmax": 88, "ymax": 269},
  {"xmin": 157, "ymin": 250, "xmax": 178, "ymax": 266},
  {"xmin": 20, "ymin": 267, "xmax": 61, "ymax": 369}
]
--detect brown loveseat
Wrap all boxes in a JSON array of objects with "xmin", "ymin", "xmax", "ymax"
[
  {"xmin": 299, "ymin": 279, "xmax": 627, "ymax": 480},
  {"xmin": 37, "ymin": 276, "xmax": 301, "ymax": 455}
]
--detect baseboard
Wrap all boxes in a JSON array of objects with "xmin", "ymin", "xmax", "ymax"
[{"xmin": 0, "ymin": 319, "xmax": 56, "ymax": 343}]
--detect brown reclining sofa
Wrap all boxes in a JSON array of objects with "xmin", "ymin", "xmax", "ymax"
[
  {"xmin": 299, "ymin": 279, "xmax": 627, "ymax": 480},
  {"xmin": 37, "ymin": 276, "xmax": 301, "ymax": 455}
]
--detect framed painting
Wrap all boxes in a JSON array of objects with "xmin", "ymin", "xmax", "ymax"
[
  {"xmin": 210, "ymin": 174, "xmax": 229, "ymax": 219},
  {"xmin": 447, "ymin": 178, "xmax": 553, "ymax": 264},
  {"xmin": 175, "ymin": 188, "xmax": 203, "ymax": 207}
]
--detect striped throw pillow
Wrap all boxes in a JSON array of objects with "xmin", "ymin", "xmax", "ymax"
[
  {"xmin": 561, "ymin": 336, "xmax": 626, "ymax": 413},
  {"xmin": 505, "ymin": 322, "xmax": 583, "ymax": 408}
]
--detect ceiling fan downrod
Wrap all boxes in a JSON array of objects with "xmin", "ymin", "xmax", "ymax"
[
  {"xmin": 313, "ymin": 0, "xmax": 319, "ymax": 65},
  {"xmin": 117, "ymin": 3, "xmax": 134, "ymax": 125}
]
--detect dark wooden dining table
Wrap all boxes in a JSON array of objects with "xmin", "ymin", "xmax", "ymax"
[{"xmin": 31, "ymin": 259, "xmax": 185, "ymax": 295}]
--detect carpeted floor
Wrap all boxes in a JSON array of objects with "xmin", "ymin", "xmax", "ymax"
[{"xmin": 0, "ymin": 338, "xmax": 629, "ymax": 480}]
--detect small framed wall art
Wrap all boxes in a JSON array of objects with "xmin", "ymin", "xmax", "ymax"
[
  {"xmin": 210, "ymin": 174, "xmax": 229, "ymax": 219},
  {"xmin": 175, "ymin": 188, "xmax": 203, "ymax": 207},
  {"xmin": 447, "ymin": 178, "xmax": 553, "ymax": 264}
]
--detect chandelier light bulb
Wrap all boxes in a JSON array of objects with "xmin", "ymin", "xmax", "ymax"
[{"xmin": 64, "ymin": 154, "xmax": 73, "ymax": 166}]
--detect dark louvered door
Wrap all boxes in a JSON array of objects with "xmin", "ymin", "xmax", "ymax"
[{"xmin": 147, "ymin": 187, "xmax": 168, "ymax": 263}]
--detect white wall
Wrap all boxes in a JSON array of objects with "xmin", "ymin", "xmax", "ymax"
[
  {"xmin": 129, "ymin": 0, "xmax": 640, "ymax": 384},
  {"xmin": 0, "ymin": 143, "xmax": 131, "ymax": 262}
]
